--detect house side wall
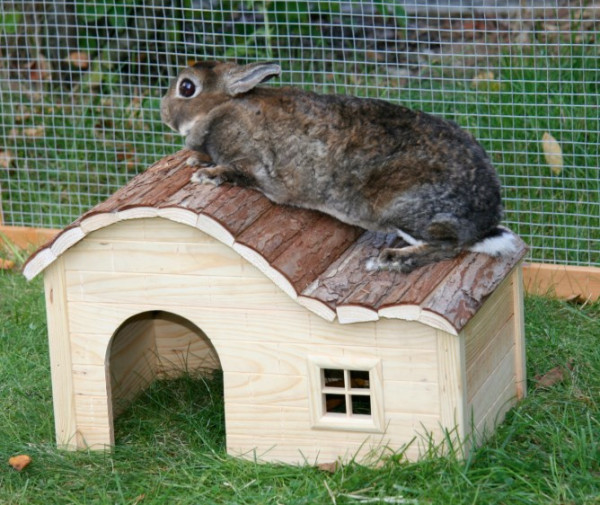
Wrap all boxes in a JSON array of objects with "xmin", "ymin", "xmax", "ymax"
[
  {"xmin": 463, "ymin": 268, "xmax": 523, "ymax": 442},
  {"xmin": 44, "ymin": 258, "xmax": 80, "ymax": 449},
  {"xmin": 58, "ymin": 217, "xmax": 446, "ymax": 463}
]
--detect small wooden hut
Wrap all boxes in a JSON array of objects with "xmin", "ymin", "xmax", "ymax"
[{"xmin": 24, "ymin": 149, "xmax": 528, "ymax": 464}]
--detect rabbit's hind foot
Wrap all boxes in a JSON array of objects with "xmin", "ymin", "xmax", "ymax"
[
  {"xmin": 367, "ymin": 243, "xmax": 459, "ymax": 273},
  {"xmin": 190, "ymin": 165, "xmax": 226, "ymax": 186}
]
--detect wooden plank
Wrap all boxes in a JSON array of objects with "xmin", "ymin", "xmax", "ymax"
[
  {"xmin": 512, "ymin": 266, "xmax": 527, "ymax": 399},
  {"xmin": 0, "ymin": 224, "xmax": 59, "ymax": 249},
  {"xmin": 232, "ymin": 242, "xmax": 298, "ymax": 299},
  {"xmin": 523, "ymin": 262, "xmax": 600, "ymax": 302},
  {"xmin": 66, "ymin": 302, "xmax": 312, "ymax": 344},
  {"xmin": 271, "ymin": 214, "xmax": 363, "ymax": 293},
  {"xmin": 382, "ymin": 380, "xmax": 440, "ymax": 415},
  {"xmin": 43, "ymin": 258, "xmax": 79, "ymax": 450},
  {"xmin": 109, "ymin": 316, "xmax": 157, "ymax": 416},
  {"xmin": 226, "ymin": 372, "xmax": 307, "ymax": 408},
  {"xmin": 79, "ymin": 213, "xmax": 122, "ymax": 235},
  {"xmin": 107, "ymin": 155, "xmax": 195, "ymax": 210},
  {"xmin": 65, "ymin": 270, "xmax": 304, "ymax": 311},
  {"xmin": 336, "ymin": 304, "xmax": 379, "ymax": 324},
  {"xmin": 69, "ymin": 332, "xmax": 112, "ymax": 366},
  {"xmin": 466, "ymin": 318, "xmax": 515, "ymax": 403},
  {"xmin": 199, "ymin": 185, "xmax": 273, "ymax": 237},
  {"xmin": 23, "ymin": 247, "xmax": 56, "ymax": 281},
  {"xmin": 300, "ymin": 231, "xmax": 396, "ymax": 312},
  {"xmin": 436, "ymin": 330, "xmax": 467, "ymax": 442},
  {"xmin": 372, "ymin": 318, "xmax": 438, "ymax": 350},
  {"xmin": 216, "ymin": 341, "xmax": 339, "ymax": 376},
  {"xmin": 74, "ymin": 423, "xmax": 113, "ymax": 450},
  {"xmin": 157, "ymin": 175, "xmax": 224, "ymax": 210},
  {"xmin": 234, "ymin": 205, "xmax": 321, "ymax": 262},
  {"xmin": 377, "ymin": 256, "xmax": 460, "ymax": 308},
  {"xmin": 110, "ymin": 240, "xmax": 251, "ymax": 277},
  {"xmin": 73, "ymin": 395, "xmax": 111, "ymax": 427},
  {"xmin": 72, "ymin": 363, "xmax": 110, "ymax": 397},
  {"xmin": 463, "ymin": 274, "xmax": 514, "ymax": 365},
  {"xmin": 468, "ymin": 347, "xmax": 517, "ymax": 430},
  {"xmin": 473, "ymin": 380, "xmax": 517, "ymax": 443}
]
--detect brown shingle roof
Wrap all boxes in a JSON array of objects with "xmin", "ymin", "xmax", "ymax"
[{"xmin": 23, "ymin": 149, "xmax": 527, "ymax": 334}]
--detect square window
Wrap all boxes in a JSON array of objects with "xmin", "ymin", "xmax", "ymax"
[{"xmin": 308, "ymin": 356, "xmax": 383, "ymax": 433}]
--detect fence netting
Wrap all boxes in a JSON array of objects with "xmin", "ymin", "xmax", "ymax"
[{"xmin": 1, "ymin": 0, "xmax": 598, "ymax": 265}]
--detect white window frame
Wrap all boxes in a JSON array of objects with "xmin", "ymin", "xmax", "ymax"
[{"xmin": 307, "ymin": 355, "xmax": 384, "ymax": 433}]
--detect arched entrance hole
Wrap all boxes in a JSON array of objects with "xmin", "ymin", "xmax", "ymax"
[{"xmin": 108, "ymin": 311, "xmax": 222, "ymax": 419}]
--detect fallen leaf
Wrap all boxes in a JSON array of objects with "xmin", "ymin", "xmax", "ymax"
[
  {"xmin": 0, "ymin": 258, "xmax": 15, "ymax": 270},
  {"xmin": 67, "ymin": 51, "xmax": 90, "ymax": 70},
  {"xmin": 23, "ymin": 125, "xmax": 45, "ymax": 138},
  {"xmin": 318, "ymin": 461, "xmax": 340, "ymax": 473},
  {"xmin": 473, "ymin": 71, "xmax": 495, "ymax": 82},
  {"xmin": 8, "ymin": 454, "xmax": 32, "ymax": 471},
  {"xmin": 542, "ymin": 132, "xmax": 563, "ymax": 175},
  {"xmin": 0, "ymin": 150, "xmax": 13, "ymax": 169},
  {"xmin": 471, "ymin": 71, "xmax": 501, "ymax": 91},
  {"xmin": 535, "ymin": 365, "xmax": 565, "ymax": 389},
  {"xmin": 27, "ymin": 55, "xmax": 51, "ymax": 81}
]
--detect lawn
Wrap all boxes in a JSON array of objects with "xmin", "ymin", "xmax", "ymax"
[{"xmin": 0, "ymin": 268, "xmax": 598, "ymax": 504}]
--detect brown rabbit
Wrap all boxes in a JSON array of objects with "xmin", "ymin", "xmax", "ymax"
[{"xmin": 160, "ymin": 61, "xmax": 517, "ymax": 272}]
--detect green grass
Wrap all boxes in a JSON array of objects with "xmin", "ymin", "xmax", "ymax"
[{"xmin": 1, "ymin": 269, "xmax": 599, "ymax": 504}]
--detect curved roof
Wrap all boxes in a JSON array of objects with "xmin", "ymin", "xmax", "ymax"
[{"xmin": 23, "ymin": 149, "xmax": 527, "ymax": 334}]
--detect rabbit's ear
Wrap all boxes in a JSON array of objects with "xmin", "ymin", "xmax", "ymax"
[{"xmin": 224, "ymin": 62, "xmax": 281, "ymax": 96}]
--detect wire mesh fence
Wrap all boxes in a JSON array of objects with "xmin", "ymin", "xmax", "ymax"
[{"xmin": 0, "ymin": 0, "xmax": 598, "ymax": 266}]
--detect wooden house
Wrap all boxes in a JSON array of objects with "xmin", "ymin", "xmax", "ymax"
[{"xmin": 24, "ymin": 149, "xmax": 528, "ymax": 464}]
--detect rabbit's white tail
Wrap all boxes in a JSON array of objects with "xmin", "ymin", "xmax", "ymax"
[{"xmin": 469, "ymin": 226, "xmax": 519, "ymax": 257}]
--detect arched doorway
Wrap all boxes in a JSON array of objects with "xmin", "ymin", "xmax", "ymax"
[{"xmin": 107, "ymin": 311, "xmax": 222, "ymax": 419}]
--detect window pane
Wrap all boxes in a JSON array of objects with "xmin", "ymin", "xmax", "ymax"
[
  {"xmin": 325, "ymin": 394, "xmax": 347, "ymax": 413},
  {"xmin": 349, "ymin": 370, "xmax": 370, "ymax": 389},
  {"xmin": 323, "ymin": 368, "xmax": 345, "ymax": 388},
  {"xmin": 351, "ymin": 395, "xmax": 371, "ymax": 415}
]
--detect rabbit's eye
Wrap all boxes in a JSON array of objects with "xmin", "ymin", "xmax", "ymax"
[{"xmin": 178, "ymin": 78, "xmax": 197, "ymax": 98}]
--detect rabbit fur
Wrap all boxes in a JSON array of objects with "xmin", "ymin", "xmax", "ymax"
[{"xmin": 161, "ymin": 61, "xmax": 517, "ymax": 272}]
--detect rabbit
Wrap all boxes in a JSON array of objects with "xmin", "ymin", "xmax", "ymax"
[{"xmin": 160, "ymin": 60, "xmax": 518, "ymax": 273}]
